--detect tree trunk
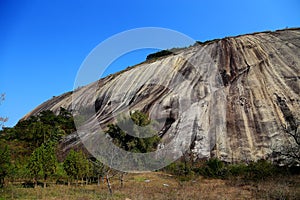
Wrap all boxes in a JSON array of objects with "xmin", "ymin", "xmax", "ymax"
[
  {"xmin": 106, "ymin": 174, "xmax": 112, "ymax": 195},
  {"xmin": 97, "ymin": 175, "xmax": 100, "ymax": 186},
  {"xmin": 81, "ymin": 177, "xmax": 83, "ymax": 186},
  {"xmin": 34, "ymin": 177, "xmax": 38, "ymax": 188},
  {"xmin": 120, "ymin": 173, "xmax": 124, "ymax": 188},
  {"xmin": 76, "ymin": 175, "xmax": 78, "ymax": 187},
  {"xmin": 0, "ymin": 178, "xmax": 3, "ymax": 188},
  {"xmin": 43, "ymin": 174, "xmax": 47, "ymax": 188}
]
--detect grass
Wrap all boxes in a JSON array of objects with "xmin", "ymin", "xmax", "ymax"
[{"xmin": 0, "ymin": 172, "xmax": 299, "ymax": 200}]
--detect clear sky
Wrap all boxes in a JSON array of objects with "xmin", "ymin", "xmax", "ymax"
[{"xmin": 1, "ymin": 0, "xmax": 300, "ymax": 128}]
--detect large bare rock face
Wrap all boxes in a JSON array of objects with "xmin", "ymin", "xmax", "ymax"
[{"xmin": 23, "ymin": 28, "xmax": 300, "ymax": 162}]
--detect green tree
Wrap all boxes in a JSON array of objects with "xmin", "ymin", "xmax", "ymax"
[
  {"xmin": 0, "ymin": 144, "xmax": 11, "ymax": 187},
  {"xmin": 63, "ymin": 150, "xmax": 89, "ymax": 186},
  {"xmin": 2, "ymin": 108, "xmax": 74, "ymax": 149},
  {"xmin": 27, "ymin": 143, "xmax": 57, "ymax": 188},
  {"xmin": 27, "ymin": 146, "xmax": 42, "ymax": 187},
  {"xmin": 89, "ymin": 158, "xmax": 106, "ymax": 186},
  {"xmin": 63, "ymin": 150, "xmax": 77, "ymax": 186},
  {"xmin": 106, "ymin": 110, "xmax": 160, "ymax": 153},
  {"xmin": 40, "ymin": 143, "xmax": 57, "ymax": 187},
  {"xmin": 77, "ymin": 151, "xmax": 89, "ymax": 186}
]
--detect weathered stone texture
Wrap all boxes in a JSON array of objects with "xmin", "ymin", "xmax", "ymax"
[{"xmin": 23, "ymin": 28, "xmax": 300, "ymax": 162}]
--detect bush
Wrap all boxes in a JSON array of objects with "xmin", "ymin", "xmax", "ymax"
[
  {"xmin": 197, "ymin": 158, "xmax": 228, "ymax": 178},
  {"xmin": 246, "ymin": 159, "xmax": 276, "ymax": 181},
  {"xmin": 227, "ymin": 163, "xmax": 248, "ymax": 177},
  {"xmin": 163, "ymin": 157, "xmax": 290, "ymax": 182},
  {"xmin": 162, "ymin": 158, "xmax": 195, "ymax": 181},
  {"xmin": 106, "ymin": 111, "xmax": 160, "ymax": 153},
  {"xmin": 146, "ymin": 50, "xmax": 173, "ymax": 60}
]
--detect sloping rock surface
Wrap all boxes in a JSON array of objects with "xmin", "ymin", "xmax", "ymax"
[{"xmin": 23, "ymin": 28, "xmax": 300, "ymax": 162}]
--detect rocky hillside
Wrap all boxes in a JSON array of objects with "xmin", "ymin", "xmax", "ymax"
[{"xmin": 23, "ymin": 28, "xmax": 300, "ymax": 163}]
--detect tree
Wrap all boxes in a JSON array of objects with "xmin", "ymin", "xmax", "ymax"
[
  {"xmin": 0, "ymin": 93, "xmax": 8, "ymax": 128},
  {"xmin": 87, "ymin": 156, "xmax": 119, "ymax": 195},
  {"xmin": 106, "ymin": 110, "xmax": 160, "ymax": 153},
  {"xmin": 274, "ymin": 122, "xmax": 300, "ymax": 165},
  {"xmin": 40, "ymin": 143, "xmax": 57, "ymax": 188},
  {"xmin": 27, "ymin": 146, "xmax": 42, "ymax": 187},
  {"xmin": 27, "ymin": 142, "xmax": 57, "ymax": 188},
  {"xmin": 63, "ymin": 150, "xmax": 77, "ymax": 186},
  {"xmin": 2, "ymin": 108, "xmax": 74, "ymax": 149},
  {"xmin": 89, "ymin": 159, "xmax": 106, "ymax": 186},
  {"xmin": 63, "ymin": 150, "xmax": 89, "ymax": 186},
  {"xmin": 0, "ymin": 144, "xmax": 11, "ymax": 188},
  {"xmin": 77, "ymin": 151, "xmax": 90, "ymax": 186}
]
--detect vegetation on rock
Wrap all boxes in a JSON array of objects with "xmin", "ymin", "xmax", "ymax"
[{"xmin": 146, "ymin": 50, "xmax": 173, "ymax": 60}]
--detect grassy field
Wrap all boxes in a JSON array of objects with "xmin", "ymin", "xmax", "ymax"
[{"xmin": 1, "ymin": 172, "xmax": 299, "ymax": 200}]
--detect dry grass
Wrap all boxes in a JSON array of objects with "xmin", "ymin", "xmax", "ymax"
[{"xmin": 1, "ymin": 173, "xmax": 299, "ymax": 200}]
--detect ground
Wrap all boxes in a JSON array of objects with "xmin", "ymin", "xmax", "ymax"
[{"xmin": 0, "ymin": 172, "xmax": 299, "ymax": 200}]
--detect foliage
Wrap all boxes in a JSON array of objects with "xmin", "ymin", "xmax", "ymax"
[
  {"xmin": 163, "ymin": 161, "xmax": 194, "ymax": 181},
  {"xmin": 0, "ymin": 108, "xmax": 75, "ymax": 149},
  {"xmin": 89, "ymin": 158, "xmax": 107, "ymax": 179},
  {"xmin": 27, "ymin": 146, "xmax": 41, "ymax": 184},
  {"xmin": 199, "ymin": 158, "xmax": 228, "ymax": 178},
  {"xmin": 0, "ymin": 144, "xmax": 11, "ymax": 187},
  {"xmin": 226, "ymin": 163, "xmax": 248, "ymax": 177},
  {"xmin": 163, "ymin": 156, "xmax": 285, "ymax": 182},
  {"xmin": 106, "ymin": 111, "xmax": 160, "ymax": 153},
  {"xmin": 246, "ymin": 159, "xmax": 276, "ymax": 181},
  {"xmin": 194, "ymin": 158, "xmax": 277, "ymax": 180},
  {"xmin": 27, "ymin": 142, "xmax": 57, "ymax": 187},
  {"xmin": 146, "ymin": 50, "xmax": 173, "ymax": 60},
  {"xmin": 63, "ymin": 150, "xmax": 90, "ymax": 183}
]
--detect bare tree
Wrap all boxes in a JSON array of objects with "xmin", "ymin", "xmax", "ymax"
[
  {"xmin": 281, "ymin": 124, "xmax": 300, "ymax": 163},
  {"xmin": 273, "ymin": 122, "xmax": 300, "ymax": 165},
  {"xmin": 0, "ymin": 94, "xmax": 8, "ymax": 128}
]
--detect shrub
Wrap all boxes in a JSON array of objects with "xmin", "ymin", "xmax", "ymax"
[
  {"xmin": 146, "ymin": 50, "xmax": 173, "ymax": 60},
  {"xmin": 162, "ymin": 158, "xmax": 195, "ymax": 181},
  {"xmin": 198, "ymin": 158, "xmax": 228, "ymax": 178},
  {"xmin": 246, "ymin": 159, "xmax": 276, "ymax": 181},
  {"xmin": 227, "ymin": 163, "xmax": 248, "ymax": 177}
]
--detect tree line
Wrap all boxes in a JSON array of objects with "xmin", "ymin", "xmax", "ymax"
[
  {"xmin": 0, "ymin": 109, "xmax": 161, "ymax": 194},
  {"xmin": 0, "ymin": 101, "xmax": 299, "ymax": 193}
]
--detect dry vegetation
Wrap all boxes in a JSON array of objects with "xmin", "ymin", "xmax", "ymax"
[{"xmin": 1, "ymin": 172, "xmax": 299, "ymax": 200}]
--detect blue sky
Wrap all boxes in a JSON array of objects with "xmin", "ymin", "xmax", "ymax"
[{"xmin": 1, "ymin": 0, "xmax": 300, "ymax": 127}]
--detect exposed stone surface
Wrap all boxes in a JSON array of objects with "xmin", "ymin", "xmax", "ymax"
[{"xmin": 23, "ymin": 28, "xmax": 300, "ymax": 162}]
